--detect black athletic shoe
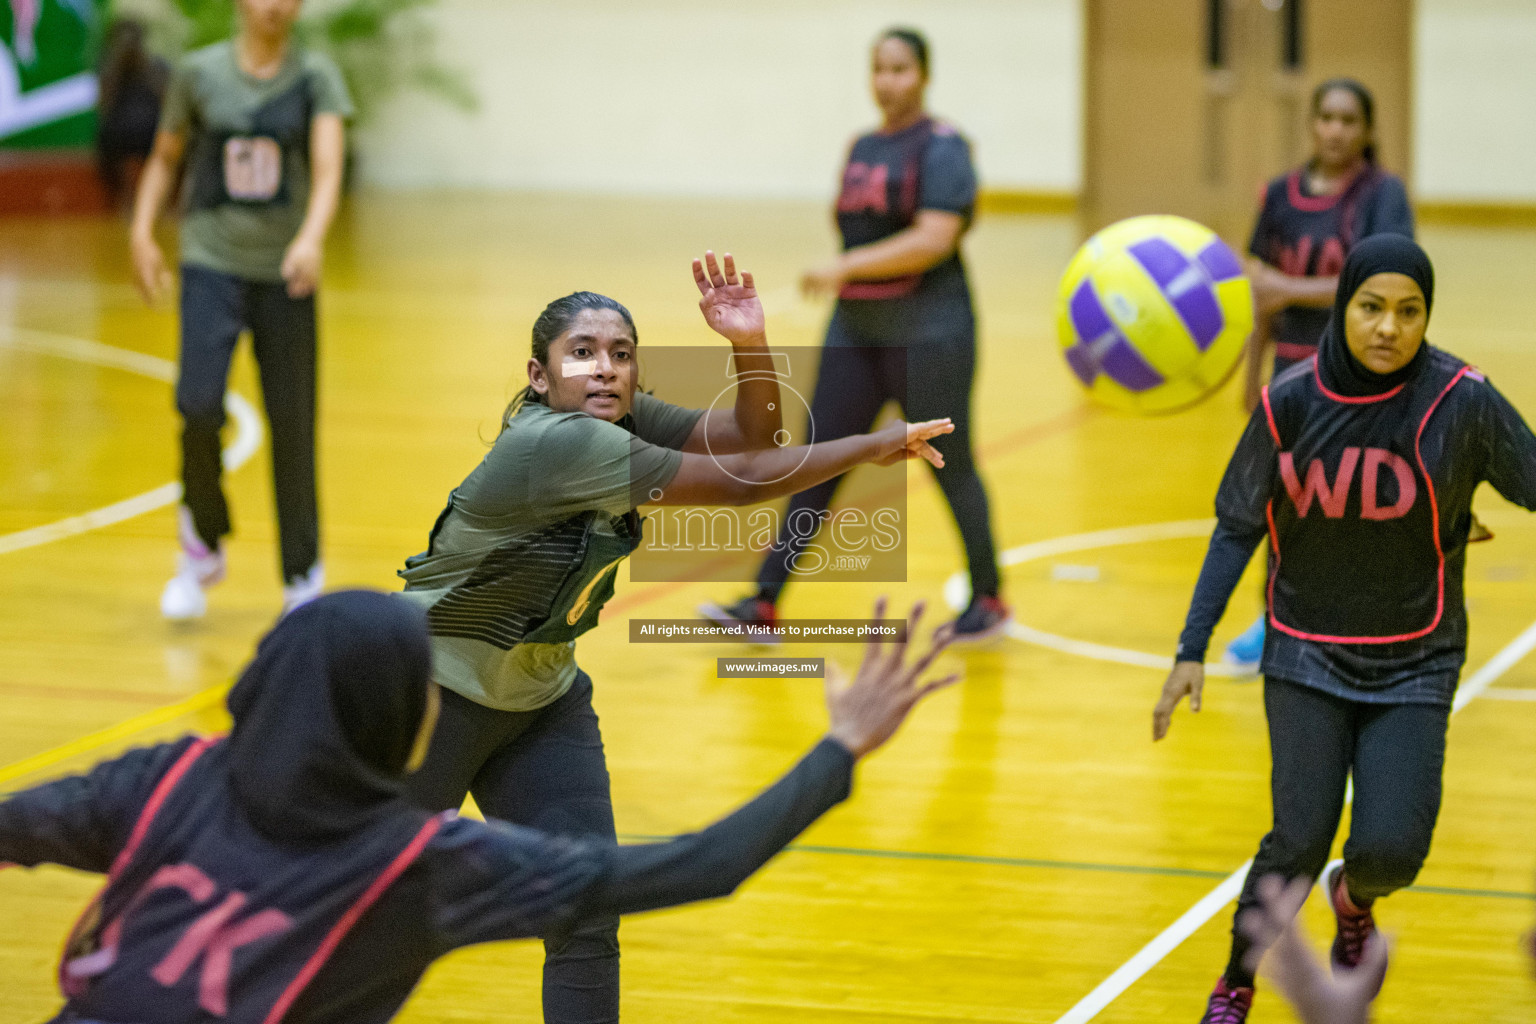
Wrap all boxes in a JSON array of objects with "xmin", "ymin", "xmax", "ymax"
[
  {"xmin": 946, "ymin": 595, "xmax": 1011, "ymax": 644},
  {"xmin": 698, "ymin": 595, "xmax": 780, "ymax": 646}
]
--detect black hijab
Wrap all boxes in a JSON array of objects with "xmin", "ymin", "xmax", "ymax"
[
  {"xmin": 226, "ymin": 590, "xmax": 433, "ymax": 842},
  {"xmin": 1316, "ymin": 233, "xmax": 1434, "ymax": 397}
]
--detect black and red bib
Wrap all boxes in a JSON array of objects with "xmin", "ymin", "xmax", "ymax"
[
  {"xmin": 836, "ymin": 117, "xmax": 939, "ymax": 300},
  {"xmin": 57, "ymin": 738, "xmax": 443, "ymax": 1024},
  {"xmin": 1248, "ymin": 166, "xmax": 1412, "ymax": 364},
  {"xmin": 1261, "ymin": 355, "xmax": 1479, "ymax": 643}
]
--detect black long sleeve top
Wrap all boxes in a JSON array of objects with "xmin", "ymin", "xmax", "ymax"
[
  {"xmin": 1177, "ymin": 354, "xmax": 1536, "ymax": 705},
  {"xmin": 1, "ymin": 737, "xmax": 854, "ymax": 1023}
]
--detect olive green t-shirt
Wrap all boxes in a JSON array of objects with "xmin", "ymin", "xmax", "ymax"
[
  {"xmin": 159, "ymin": 41, "xmax": 353, "ymax": 282},
  {"xmin": 399, "ymin": 392, "xmax": 704, "ymax": 711}
]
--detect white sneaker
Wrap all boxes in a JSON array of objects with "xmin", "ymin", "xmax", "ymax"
[
  {"xmin": 161, "ymin": 506, "xmax": 225, "ymax": 621},
  {"xmin": 161, "ymin": 567, "xmax": 209, "ymax": 620},
  {"xmin": 281, "ymin": 562, "xmax": 325, "ymax": 617}
]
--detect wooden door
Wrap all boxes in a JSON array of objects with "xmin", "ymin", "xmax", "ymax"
[{"xmin": 1084, "ymin": 0, "xmax": 1412, "ymax": 246}]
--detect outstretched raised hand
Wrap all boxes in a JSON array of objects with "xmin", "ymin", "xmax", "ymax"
[
  {"xmin": 693, "ymin": 250, "xmax": 766, "ymax": 346},
  {"xmin": 825, "ymin": 597, "xmax": 961, "ymax": 759},
  {"xmin": 873, "ymin": 418, "xmax": 954, "ymax": 470}
]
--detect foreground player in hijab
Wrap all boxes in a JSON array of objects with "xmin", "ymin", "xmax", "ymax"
[
  {"xmin": 0, "ymin": 591, "xmax": 957, "ymax": 1023},
  {"xmin": 1152, "ymin": 235, "xmax": 1536, "ymax": 1023}
]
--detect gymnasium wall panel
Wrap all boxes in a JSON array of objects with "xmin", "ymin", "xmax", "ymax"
[
  {"xmin": 1413, "ymin": 0, "xmax": 1536, "ymax": 204},
  {"xmin": 353, "ymin": 0, "xmax": 1083, "ymax": 197}
]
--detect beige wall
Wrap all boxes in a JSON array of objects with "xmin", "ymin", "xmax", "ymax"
[
  {"xmin": 356, "ymin": 0, "xmax": 1536, "ymax": 206},
  {"xmin": 354, "ymin": 0, "xmax": 1083, "ymax": 197},
  {"xmin": 1414, "ymin": 0, "xmax": 1536, "ymax": 204}
]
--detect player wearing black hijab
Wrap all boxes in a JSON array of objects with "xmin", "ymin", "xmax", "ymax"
[
  {"xmin": 1151, "ymin": 235, "xmax": 1536, "ymax": 1023},
  {"xmin": 0, "ymin": 591, "xmax": 956, "ymax": 1023},
  {"xmin": 1226, "ymin": 78, "xmax": 1418, "ymax": 666}
]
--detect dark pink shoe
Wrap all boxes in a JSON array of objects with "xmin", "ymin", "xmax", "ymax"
[
  {"xmin": 1326, "ymin": 862, "xmax": 1384, "ymax": 990},
  {"xmin": 947, "ymin": 594, "xmax": 1011, "ymax": 643},
  {"xmin": 1199, "ymin": 977, "xmax": 1253, "ymax": 1023},
  {"xmin": 1326, "ymin": 862, "xmax": 1376, "ymax": 968},
  {"xmin": 698, "ymin": 595, "xmax": 780, "ymax": 646}
]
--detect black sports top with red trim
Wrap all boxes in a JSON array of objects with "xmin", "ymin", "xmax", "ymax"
[
  {"xmin": 1178, "ymin": 348, "xmax": 1536, "ymax": 706},
  {"xmin": 0, "ymin": 737, "xmax": 853, "ymax": 1023},
  {"xmin": 831, "ymin": 117, "xmax": 977, "ymax": 346},
  {"xmin": 1248, "ymin": 167, "xmax": 1414, "ymax": 368}
]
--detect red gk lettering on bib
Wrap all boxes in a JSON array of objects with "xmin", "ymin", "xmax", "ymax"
[{"xmin": 223, "ymin": 137, "xmax": 282, "ymax": 201}]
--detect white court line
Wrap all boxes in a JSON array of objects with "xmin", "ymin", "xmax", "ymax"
[
  {"xmin": 1478, "ymin": 688, "xmax": 1536, "ymax": 702},
  {"xmin": 0, "ymin": 327, "xmax": 263, "ymax": 556},
  {"xmin": 1051, "ymin": 614, "xmax": 1536, "ymax": 1023},
  {"xmin": 1453, "ymin": 618, "xmax": 1536, "ymax": 712},
  {"xmin": 944, "ymin": 518, "xmax": 1256, "ymax": 677},
  {"xmin": 1054, "ymin": 864, "xmax": 1252, "ymax": 1024}
]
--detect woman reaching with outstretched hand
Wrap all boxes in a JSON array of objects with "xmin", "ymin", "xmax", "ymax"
[{"xmin": 395, "ymin": 252, "xmax": 951, "ymax": 1023}]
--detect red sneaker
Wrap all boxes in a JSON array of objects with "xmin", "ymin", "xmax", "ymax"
[
  {"xmin": 1199, "ymin": 977, "xmax": 1253, "ymax": 1023},
  {"xmin": 947, "ymin": 594, "xmax": 1011, "ymax": 643},
  {"xmin": 697, "ymin": 596, "xmax": 780, "ymax": 646},
  {"xmin": 1326, "ymin": 862, "xmax": 1381, "ymax": 975}
]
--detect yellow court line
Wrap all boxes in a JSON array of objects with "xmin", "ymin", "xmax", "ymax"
[{"xmin": 0, "ymin": 684, "xmax": 231, "ymax": 790}]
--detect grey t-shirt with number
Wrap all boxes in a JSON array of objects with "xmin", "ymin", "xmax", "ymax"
[
  {"xmin": 159, "ymin": 41, "xmax": 353, "ymax": 282},
  {"xmin": 399, "ymin": 392, "xmax": 704, "ymax": 711}
]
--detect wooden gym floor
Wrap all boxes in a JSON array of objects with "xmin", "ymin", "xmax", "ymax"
[{"xmin": 0, "ymin": 194, "xmax": 1532, "ymax": 1023}]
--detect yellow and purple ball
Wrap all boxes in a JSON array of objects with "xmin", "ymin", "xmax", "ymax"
[{"xmin": 1056, "ymin": 215, "xmax": 1253, "ymax": 414}]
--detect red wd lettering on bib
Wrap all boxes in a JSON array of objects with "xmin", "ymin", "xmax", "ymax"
[{"xmin": 1278, "ymin": 447, "xmax": 1417, "ymax": 521}]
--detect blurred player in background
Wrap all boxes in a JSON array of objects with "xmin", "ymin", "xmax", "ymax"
[
  {"xmin": 129, "ymin": 0, "xmax": 351, "ymax": 621},
  {"xmin": 95, "ymin": 18, "xmax": 169, "ymax": 208},
  {"xmin": 1153, "ymin": 236, "xmax": 1536, "ymax": 1024},
  {"xmin": 1226, "ymin": 78, "xmax": 1415, "ymax": 666},
  {"xmin": 702, "ymin": 27, "xmax": 1008, "ymax": 642}
]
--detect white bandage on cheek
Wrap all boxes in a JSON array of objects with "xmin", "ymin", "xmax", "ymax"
[{"xmin": 562, "ymin": 359, "xmax": 598, "ymax": 378}]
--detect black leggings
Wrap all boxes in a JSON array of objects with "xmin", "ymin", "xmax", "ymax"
[
  {"xmin": 406, "ymin": 671, "xmax": 618, "ymax": 1024},
  {"xmin": 1225, "ymin": 677, "xmax": 1449, "ymax": 988},
  {"xmin": 177, "ymin": 264, "xmax": 318, "ymax": 583},
  {"xmin": 757, "ymin": 313, "xmax": 1000, "ymax": 600}
]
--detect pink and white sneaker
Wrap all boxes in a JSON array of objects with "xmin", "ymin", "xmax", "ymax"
[{"xmin": 160, "ymin": 506, "xmax": 225, "ymax": 621}]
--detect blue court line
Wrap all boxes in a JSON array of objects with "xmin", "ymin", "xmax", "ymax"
[{"xmin": 619, "ymin": 834, "xmax": 1535, "ymax": 901}]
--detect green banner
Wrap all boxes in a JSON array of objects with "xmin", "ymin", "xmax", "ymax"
[{"xmin": 1, "ymin": 0, "xmax": 106, "ymax": 147}]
